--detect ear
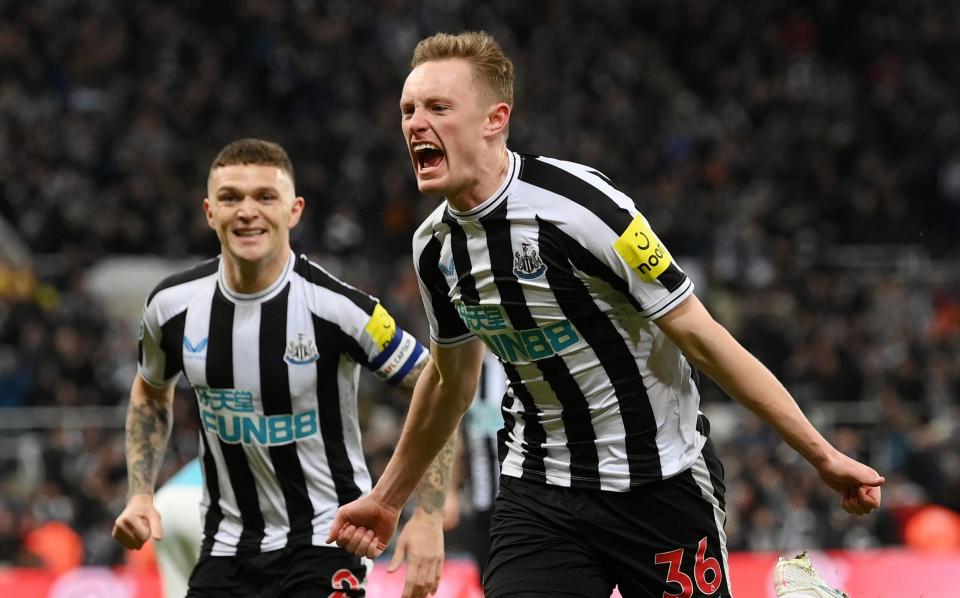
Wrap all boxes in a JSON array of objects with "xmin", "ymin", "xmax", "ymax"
[
  {"xmin": 202, "ymin": 197, "xmax": 216, "ymax": 230},
  {"xmin": 288, "ymin": 196, "xmax": 305, "ymax": 229},
  {"xmin": 484, "ymin": 102, "xmax": 511, "ymax": 139}
]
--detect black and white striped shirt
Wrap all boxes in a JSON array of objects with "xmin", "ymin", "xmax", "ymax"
[
  {"xmin": 139, "ymin": 251, "xmax": 427, "ymax": 556},
  {"xmin": 413, "ymin": 151, "xmax": 704, "ymax": 492},
  {"xmin": 464, "ymin": 352, "xmax": 508, "ymax": 511}
]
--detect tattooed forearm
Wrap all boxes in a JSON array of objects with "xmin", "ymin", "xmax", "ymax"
[
  {"xmin": 413, "ymin": 428, "xmax": 458, "ymax": 515},
  {"xmin": 125, "ymin": 394, "xmax": 172, "ymax": 497},
  {"xmin": 398, "ymin": 357, "xmax": 428, "ymax": 395}
]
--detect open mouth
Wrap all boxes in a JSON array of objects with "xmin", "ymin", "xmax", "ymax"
[
  {"xmin": 234, "ymin": 229, "xmax": 266, "ymax": 238},
  {"xmin": 412, "ymin": 142, "xmax": 445, "ymax": 173}
]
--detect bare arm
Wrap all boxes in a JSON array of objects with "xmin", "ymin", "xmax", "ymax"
[
  {"xmin": 112, "ymin": 373, "xmax": 175, "ymax": 549},
  {"xmin": 656, "ymin": 295, "xmax": 883, "ymax": 513},
  {"xmin": 397, "ymin": 358, "xmax": 459, "ymax": 516},
  {"xmin": 125, "ymin": 373, "xmax": 175, "ymax": 497},
  {"xmin": 379, "ymin": 339, "xmax": 483, "ymax": 512}
]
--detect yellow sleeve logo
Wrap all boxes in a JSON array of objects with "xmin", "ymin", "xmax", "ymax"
[
  {"xmin": 365, "ymin": 303, "xmax": 397, "ymax": 349},
  {"xmin": 613, "ymin": 214, "xmax": 673, "ymax": 283}
]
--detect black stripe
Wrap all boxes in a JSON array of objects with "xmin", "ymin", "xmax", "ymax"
[
  {"xmin": 260, "ymin": 286, "xmax": 315, "ymax": 546},
  {"xmin": 293, "ymin": 254, "xmax": 376, "ymax": 314},
  {"xmin": 657, "ymin": 262, "xmax": 687, "ymax": 293},
  {"xmin": 157, "ymin": 310, "xmax": 186, "ymax": 381},
  {"xmin": 207, "ymin": 287, "xmax": 265, "ymax": 553},
  {"xmin": 500, "ymin": 363, "xmax": 548, "ymax": 481},
  {"xmin": 538, "ymin": 219, "xmax": 663, "ymax": 482},
  {"xmin": 520, "ymin": 157, "xmax": 689, "ymax": 297},
  {"xmin": 311, "ymin": 315, "xmax": 362, "ymax": 504},
  {"xmin": 586, "ymin": 169, "xmax": 616, "ymax": 189},
  {"xmin": 199, "ymin": 430, "xmax": 224, "ymax": 557},
  {"xmin": 481, "ymin": 205, "xmax": 550, "ymax": 481},
  {"xmin": 418, "ymin": 235, "xmax": 471, "ymax": 340},
  {"xmin": 442, "ymin": 211, "xmax": 481, "ymax": 305},
  {"xmin": 519, "ymin": 156, "xmax": 633, "ymax": 233},
  {"xmin": 147, "ymin": 257, "xmax": 219, "ymax": 305}
]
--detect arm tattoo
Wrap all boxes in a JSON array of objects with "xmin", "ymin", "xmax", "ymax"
[
  {"xmin": 397, "ymin": 357, "xmax": 428, "ymax": 395},
  {"xmin": 413, "ymin": 429, "xmax": 458, "ymax": 515},
  {"xmin": 125, "ymin": 395, "xmax": 172, "ymax": 497}
]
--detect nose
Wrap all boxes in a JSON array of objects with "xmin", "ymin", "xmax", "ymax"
[
  {"xmin": 407, "ymin": 107, "xmax": 428, "ymax": 133},
  {"xmin": 236, "ymin": 196, "xmax": 258, "ymax": 219}
]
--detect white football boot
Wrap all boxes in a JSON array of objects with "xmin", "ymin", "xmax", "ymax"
[{"xmin": 774, "ymin": 551, "xmax": 850, "ymax": 598}]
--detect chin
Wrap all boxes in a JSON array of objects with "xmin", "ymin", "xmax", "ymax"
[{"xmin": 416, "ymin": 177, "xmax": 448, "ymax": 197}]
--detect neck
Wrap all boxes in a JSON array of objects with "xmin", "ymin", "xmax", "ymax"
[
  {"xmin": 221, "ymin": 249, "xmax": 289, "ymax": 295},
  {"xmin": 446, "ymin": 147, "xmax": 510, "ymax": 212}
]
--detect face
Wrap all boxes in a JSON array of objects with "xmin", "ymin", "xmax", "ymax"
[
  {"xmin": 203, "ymin": 164, "xmax": 304, "ymax": 269},
  {"xmin": 400, "ymin": 58, "xmax": 508, "ymax": 202}
]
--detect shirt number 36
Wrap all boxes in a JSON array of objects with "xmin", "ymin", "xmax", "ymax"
[{"xmin": 654, "ymin": 537, "xmax": 723, "ymax": 598}]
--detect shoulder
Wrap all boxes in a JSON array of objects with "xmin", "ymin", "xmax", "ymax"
[
  {"xmin": 291, "ymin": 254, "xmax": 377, "ymax": 314},
  {"xmin": 412, "ymin": 201, "xmax": 449, "ymax": 249},
  {"xmin": 145, "ymin": 257, "xmax": 219, "ymax": 307},
  {"xmin": 516, "ymin": 154, "xmax": 635, "ymax": 232}
]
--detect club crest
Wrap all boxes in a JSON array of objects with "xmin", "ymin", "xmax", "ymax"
[
  {"xmin": 513, "ymin": 242, "xmax": 547, "ymax": 280},
  {"xmin": 284, "ymin": 333, "xmax": 319, "ymax": 365}
]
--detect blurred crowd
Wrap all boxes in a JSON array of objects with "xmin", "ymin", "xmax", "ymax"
[{"xmin": 2, "ymin": 0, "xmax": 960, "ymax": 571}]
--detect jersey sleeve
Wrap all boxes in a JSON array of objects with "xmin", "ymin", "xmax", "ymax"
[
  {"xmin": 603, "ymin": 208, "xmax": 693, "ymax": 319},
  {"xmin": 137, "ymin": 297, "xmax": 181, "ymax": 388},
  {"xmin": 541, "ymin": 163, "xmax": 693, "ymax": 320},
  {"xmin": 412, "ymin": 216, "xmax": 474, "ymax": 346}
]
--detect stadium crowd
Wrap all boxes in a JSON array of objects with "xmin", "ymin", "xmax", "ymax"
[{"xmin": 1, "ymin": 0, "xmax": 959, "ymax": 571}]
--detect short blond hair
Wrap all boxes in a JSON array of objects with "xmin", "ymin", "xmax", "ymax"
[{"xmin": 411, "ymin": 31, "xmax": 514, "ymax": 107}]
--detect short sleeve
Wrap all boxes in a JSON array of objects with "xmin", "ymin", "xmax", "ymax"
[
  {"xmin": 137, "ymin": 298, "xmax": 181, "ymax": 388},
  {"xmin": 412, "ymin": 219, "xmax": 474, "ymax": 346}
]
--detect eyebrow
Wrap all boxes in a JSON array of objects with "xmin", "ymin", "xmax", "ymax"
[{"xmin": 215, "ymin": 186, "xmax": 280, "ymax": 196}]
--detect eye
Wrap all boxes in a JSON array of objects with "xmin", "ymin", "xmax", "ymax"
[
  {"xmin": 259, "ymin": 193, "xmax": 277, "ymax": 202},
  {"xmin": 220, "ymin": 194, "xmax": 240, "ymax": 203}
]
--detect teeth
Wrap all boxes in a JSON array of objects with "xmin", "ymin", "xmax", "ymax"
[
  {"xmin": 413, "ymin": 142, "xmax": 441, "ymax": 152},
  {"xmin": 236, "ymin": 230, "xmax": 263, "ymax": 237}
]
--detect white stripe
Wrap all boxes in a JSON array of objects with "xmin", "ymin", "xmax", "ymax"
[{"xmin": 690, "ymin": 448, "xmax": 732, "ymax": 597}]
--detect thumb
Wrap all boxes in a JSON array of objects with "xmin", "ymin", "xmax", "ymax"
[
  {"xmin": 387, "ymin": 541, "xmax": 406, "ymax": 573},
  {"xmin": 148, "ymin": 510, "xmax": 163, "ymax": 542},
  {"xmin": 326, "ymin": 508, "xmax": 347, "ymax": 544},
  {"xmin": 863, "ymin": 474, "xmax": 885, "ymax": 487}
]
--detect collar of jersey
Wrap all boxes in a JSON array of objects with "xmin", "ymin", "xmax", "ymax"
[
  {"xmin": 217, "ymin": 250, "xmax": 294, "ymax": 303},
  {"xmin": 445, "ymin": 150, "xmax": 519, "ymax": 221}
]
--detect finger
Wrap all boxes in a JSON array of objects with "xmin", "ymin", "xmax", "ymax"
[
  {"xmin": 340, "ymin": 525, "xmax": 362, "ymax": 553},
  {"xmin": 148, "ymin": 510, "xmax": 163, "ymax": 541},
  {"xmin": 427, "ymin": 558, "xmax": 442, "ymax": 594},
  {"xmin": 388, "ymin": 540, "xmax": 406, "ymax": 572},
  {"xmin": 859, "ymin": 485, "xmax": 881, "ymax": 510},
  {"xmin": 367, "ymin": 534, "xmax": 386, "ymax": 559},
  {"xmin": 402, "ymin": 563, "xmax": 425, "ymax": 598},
  {"xmin": 113, "ymin": 519, "xmax": 145, "ymax": 549},
  {"xmin": 326, "ymin": 509, "xmax": 348, "ymax": 544},
  {"xmin": 353, "ymin": 528, "xmax": 375, "ymax": 559}
]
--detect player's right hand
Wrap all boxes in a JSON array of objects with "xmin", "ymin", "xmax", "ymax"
[
  {"xmin": 112, "ymin": 493, "xmax": 163, "ymax": 550},
  {"xmin": 327, "ymin": 495, "xmax": 402, "ymax": 559}
]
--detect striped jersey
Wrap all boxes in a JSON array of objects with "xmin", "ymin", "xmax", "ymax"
[
  {"xmin": 464, "ymin": 352, "xmax": 508, "ymax": 511},
  {"xmin": 413, "ymin": 151, "xmax": 705, "ymax": 492},
  {"xmin": 138, "ymin": 251, "xmax": 427, "ymax": 556}
]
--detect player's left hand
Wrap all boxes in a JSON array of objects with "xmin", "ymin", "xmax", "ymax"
[
  {"xmin": 388, "ymin": 510, "xmax": 444, "ymax": 598},
  {"xmin": 816, "ymin": 451, "xmax": 884, "ymax": 515}
]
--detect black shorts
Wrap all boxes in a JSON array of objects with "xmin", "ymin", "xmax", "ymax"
[
  {"xmin": 483, "ymin": 439, "xmax": 731, "ymax": 598},
  {"xmin": 186, "ymin": 543, "xmax": 367, "ymax": 598}
]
